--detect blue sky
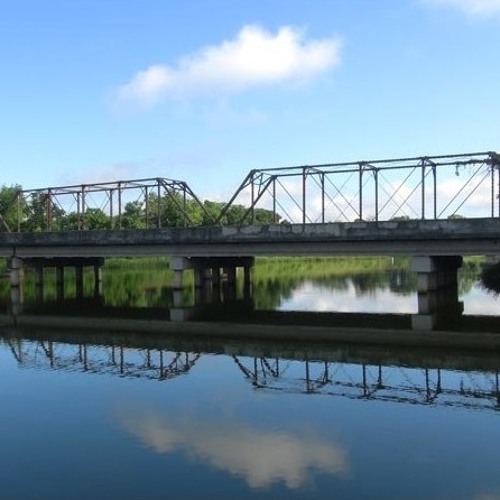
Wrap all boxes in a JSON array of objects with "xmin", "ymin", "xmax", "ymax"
[{"xmin": 1, "ymin": 0, "xmax": 499, "ymax": 201}]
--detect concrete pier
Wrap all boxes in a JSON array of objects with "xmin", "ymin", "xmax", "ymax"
[
  {"xmin": 411, "ymin": 256, "xmax": 463, "ymax": 330},
  {"xmin": 7, "ymin": 257, "xmax": 105, "ymax": 307},
  {"xmin": 168, "ymin": 256, "xmax": 255, "ymax": 320}
]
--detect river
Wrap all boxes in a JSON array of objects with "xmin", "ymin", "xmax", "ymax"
[{"xmin": 0, "ymin": 262, "xmax": 499, "ymax": 499}]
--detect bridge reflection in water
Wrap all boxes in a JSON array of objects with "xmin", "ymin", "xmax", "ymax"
[{"xmin": 3, "ymin": 326, "xmax": 500, "ymax": 413}]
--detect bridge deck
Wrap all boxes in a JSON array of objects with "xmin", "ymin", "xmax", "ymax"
[{"xmin": 0, "ymin": 218, "xmax": 499, "ymax": 258}]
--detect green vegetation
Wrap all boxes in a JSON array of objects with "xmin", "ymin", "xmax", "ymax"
[
  {"xmin": 480, "ymin": 260, "xmax": 500, "ymax": 295},
  {"xmin": 0, "ymin": 255, "xmax": 485, "ymax": 310},
  {"xmin": 0, "ymin": 184, "xmax": 279, "ymax": 232}
]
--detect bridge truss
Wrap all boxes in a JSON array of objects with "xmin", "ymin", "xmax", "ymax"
[
  {"xmin": 234, "ymin": 356, "xmax": 500, "ymax": 413},
  {"xmin": 218, "ymin": 151, "xmax": 500, "ymax": 224},
  {"xmin": 6, "ymin": 339, "xmax": 200, "ymax": 381},
  {"xmin": 1, "ymin": 151, "xmax": 499, "ymax": 231},
  {"xmin": 4, "ymin": 338, "xmax": 500, "ymax": 412},
  {"xmin": 1, "ymin": 177, "xmax": 212, "ymax": 232}
]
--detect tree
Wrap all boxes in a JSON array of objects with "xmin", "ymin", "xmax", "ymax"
[
  {"xmin": 83, "ymin": 208, "xmax": 110, "ymax": 230},
  {"xmin": 22, "ymin": 192, "xmax": 66, "ymax": 232},
  {"xmin": 121, "ymin": 201, "xmax": 146, "ymax": 229},
  {"xmin": 0, "ymin": 184, "xmax": 24, "ymax": 232}
]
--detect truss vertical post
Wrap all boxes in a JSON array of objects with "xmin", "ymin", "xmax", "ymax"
[
  {"xmin": 116, "ymin": 182, "xmax": 122, "ymax": 229},
  {"xmin": 109, "ymin": 189, "xmax": 114, "ymax": 229},
  {"xmin": 491, "ymin": 165, "xmax": 495, "ymax": 218},
  {"xmin": 144, "ymin": 186, "xmax": 149, "ymax": 228},
  {"xmin": 81, "ymin": 187, "xmax": 86, "ymax": 229},
  {"xmin": 359, "ymin": 164, "xmax": 363, "ymax": 221},
  {"xmin": 77, "ymin": 191, "xmax": 82, "ymax": 230},
  {"xmin": 497, "ymin": 164, "xmax": 500, "ymax": 218},
  {"xmin": 46, "ymin": 189, "xmax": 52, "ymax": 231},
  {"xmin": 433, "ymin": 165, "xmax": 437, "ymax": 220},
  {"xmin": 302, "ymin": 167, "xmax": 307, "ymax": 225},
  {"xmin": 183, "ymin": 188, "xmax": 187, "ymax": 228},
  {"xmin": 421, "ymin": 161, "xmax": 426, "ymax": 220},
  {"xmin": 321, "ymin": 173, "xmax": 325, "ymax": 224},
  {"xmin": 16, "ymin": 192, "xmax": 21, "ymax": 232},
  {"xmin": 157, "ymin": 180, "xmax": 161, "ymax": 228},
  {"xmin": 272, "ymin": 177, "xmax": 277, "ymax": 223},
  {"xmin": 251, "ymin": 178, "xmax": 255, "ymax": 225},
  {"xmin": 374, "ymin": 169, "xmax": 379, "ymax": 222}
]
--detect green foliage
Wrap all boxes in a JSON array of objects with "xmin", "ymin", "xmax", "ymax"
[
  {"xmin": 0, "ymin": 182, "xmax": 281, "ymax": 231},
  {"xmin": 83, "ymin": 208, "xmax": 111, "ymax": 230},
  {"xmin": 0, "ymin": 184, "xmax": 24, "ymax": 232},
  {"xmin": 480, "ymin": 260, "xmax": 500, "ymax": 295},
  {"xmin": 121, "ymin": 201, "xmax": 147, "ymax": 229},
  {"xmin": 22, "ymin": 193, "xmax": 66, "ymax": 232}
]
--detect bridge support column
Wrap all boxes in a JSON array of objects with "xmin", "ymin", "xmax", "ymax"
[
  {"xmin": 411, "ymin": 256, "xmax": 462, "ymax": 293},
  {"xmin": 243, "ymin": 264, "xmax": 253, "ymax": 300},
  {"xmin": 94, "ymin": 265, "xmax": 103, "ymax": 297},
  {"xmin": 170, "ymin": 256, "xmax": 191, "ymax": 290},
  {"xmin": 75, "ymin": 265, "xmax": 84, "ymax": 298},
  {"xmin": 411, "ymin": 256, "xmax": 463, "ymax": 330},
  {"xmin": 224, "ymin": 267, "xmax": 237, "ymax": 287},
  {"xmin": 211, "ymin": 267, "xmax": 221, "ymax": 288},
  {"xmin": 9, "ymin": 257, "xmax": 24, "ymax": 315},
  {"xmin": 34, "ymin": 265, "xmax": 44, "ymax": 302},
  {"xmin": 169, "ymin": 256, "xmax": 255, "ymax": 319},
  {"xmin": 56, "ymin": 266, "xmax": 65, "ymax": 300},
  {"xmin": 9, "ymin": 257, "xmax": 24, "ymax": 288}
]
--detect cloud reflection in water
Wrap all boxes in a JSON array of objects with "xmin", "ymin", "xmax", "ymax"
[{"xmin": 119, "ymin": 409, "xmax": 349, "ymax": 489}]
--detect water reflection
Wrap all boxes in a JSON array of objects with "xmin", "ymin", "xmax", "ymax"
[
  {"xmin": 118, "ymin": 408, "xmax": 349, "ymax": 489},
  {"xmin": 2, "ymin": 325, "xmax": 500, "ymax": 498},
  {"xmin": 3, "ymin": 329, "xmax": 500, "ymax": 412}
]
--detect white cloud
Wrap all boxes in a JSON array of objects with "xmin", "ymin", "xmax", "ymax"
[
  {"xmin": 424, "ymin": 0, "xmax": 500, "ymax": 15},
  {"xmin": 117, "ymin": 25, "xmax": 342, "ymax": 106},
  {"xmin": 119, "ymin": 410, "xmax": 349, "ymax": 489}
]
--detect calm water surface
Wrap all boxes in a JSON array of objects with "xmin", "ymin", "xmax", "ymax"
[{"xmin": 1, "ymin": 269, "xmax": 499, "ymax": 499}]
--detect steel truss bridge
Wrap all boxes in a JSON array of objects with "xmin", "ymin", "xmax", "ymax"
[
  {"xmin": 3, "ymin": 337, "xmax": 500, "ymax": 413},
  {"xmin": 1, "ymin": 151, "xmax": 500, "ymax": 231}
]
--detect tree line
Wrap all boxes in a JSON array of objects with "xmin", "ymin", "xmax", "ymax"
[{"xmin": 0, "ymin": 184, "xmax": 281, "ymax": 232}]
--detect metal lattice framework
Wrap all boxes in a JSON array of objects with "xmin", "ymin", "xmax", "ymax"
[
  {"xmin": 234, "ymin": 356, "xmax": 500, "ymax": 412},
  {"xmin": 4, "ymin": 338, "xmax": 500, "ymax": 411},
  {"xmin": 1, "ymin": 151, "xmax": 499, "ymax": 232},
  {"xmin": 218, "ymin": 151, "xmax": 500, "ymax": 224},
  {"xmin": 6, "ymin": 339, "xmax": 200, "ymax": 381},
  {"xmin": 2, "ymin": 177, "xmax": 212, "ymax": 232}
]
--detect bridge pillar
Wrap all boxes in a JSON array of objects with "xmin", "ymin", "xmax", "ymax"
[
  {"xmin": 56, "ymin": 266, "xmax": 65, "ymax": 300},
  {"xmin": 411, "ymin": 256, "xmax": 463, "ymax": 330},
  {"xmin": 34, "ymin": 265, "xmax": 44, "ymax": 302},
  {"xmin": 94, "ymin": 264, "xmax": 103, "ymax": 297},
  {"xmin": 224, "ymin": 266, "xmax": 237, "ymax": 287},
  {"xmin": 8, "ymin": 257, "xmax": 24, "ymax": 316},
  {"xmin": 411, "ymin": 256, "xmax": 462, "ymax": 292},
  {"xmin": 211, "ymin": 267, "xmax": 221, "ymax": 288},
  {"xmin": 169, "ymin": 255, "xmax": 255, "ymax": 315},
  {"xmin": 9, "ymin": 257, "xmax": 24, "ymax": 288},
  {"xmin": 75, "ymin": 265, "xmax": 84, "ymax": 298},
  {"xmin": 170, "ymin": 256, "xmax": 191, "ymax": 290},
  {"xmin": 243, "ymin": 264, "xmax": 253, "ymax": 299}
]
